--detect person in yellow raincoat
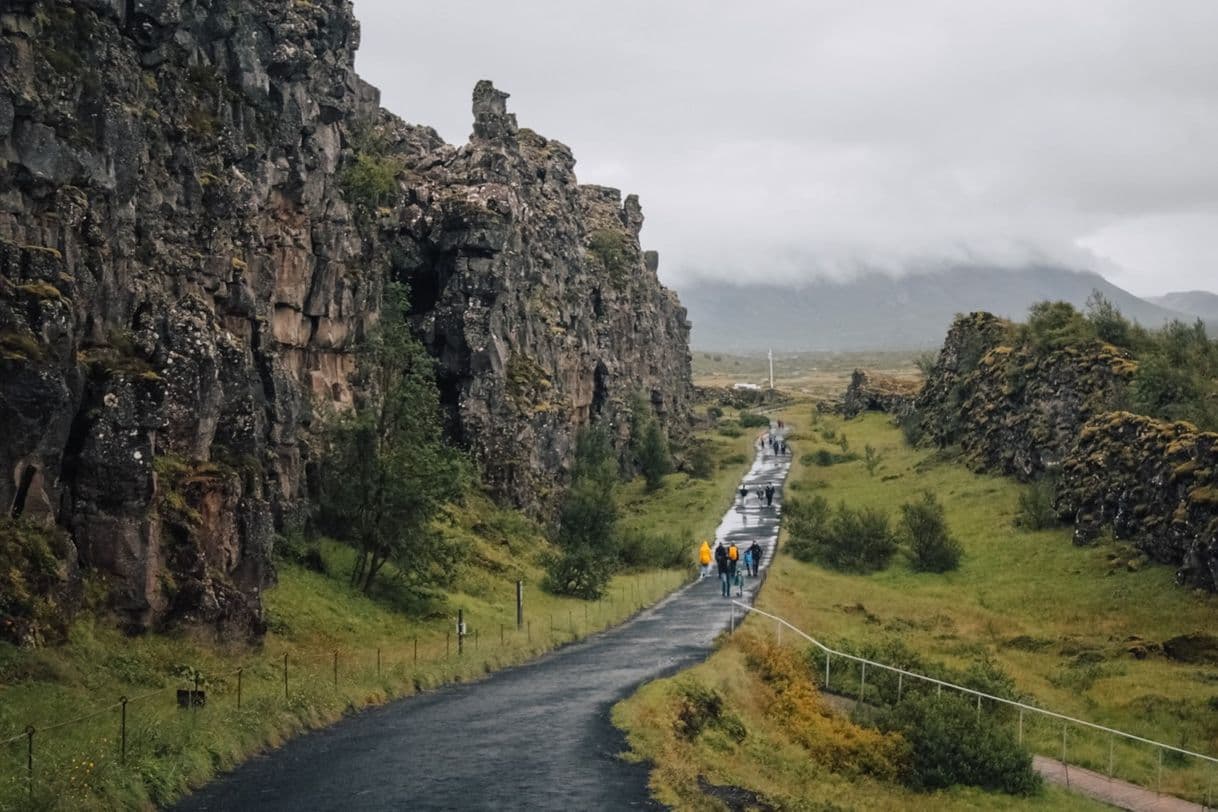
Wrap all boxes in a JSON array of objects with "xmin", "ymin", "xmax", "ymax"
[{"xmin": 698, "ymin": 539, "xmax": 712, "ymax": 579}]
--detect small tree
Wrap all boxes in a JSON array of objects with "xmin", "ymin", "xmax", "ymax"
[
  {"xmin": 837, "ymin": 433, "xmax": 850, "ymax": 453},
  {"xmin": 638, "ymin": 418, "xmax": 672, "ymax": 491},
  {"xmin": 549, "ymin": 425, "xmax": 619, "ymax": 598},
  {"xmin": 901, "ymin": 492, "xmax": 961, "ymax": 572},
  {"xmin": 318, "ymin": 283, "xmax": 464, "ymax": 594},
  {"xmin": 863, "ymin": 444, "xmax": 883, "ymax": 476},
  {"xmin": 686, "ymin": 441, "xmax": 715, "ymax": 480}
]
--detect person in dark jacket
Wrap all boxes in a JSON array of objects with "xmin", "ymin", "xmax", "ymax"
[
  {"xmin": 715, "ymin": 542, "xmax": 730, "ymax": 597},
  {"xmin": 748, "ymin": 540, "xmax": 763, "ymax": 576}
]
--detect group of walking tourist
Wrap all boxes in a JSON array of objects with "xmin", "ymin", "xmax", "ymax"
[{"xmin": 698, "ymin": 537, "xmax": 765, "ymax": 597}]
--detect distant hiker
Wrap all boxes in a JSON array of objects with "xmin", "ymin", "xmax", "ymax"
[
  {"xmin": 749, "ymin": 540, "xmax": 763, "ymax": 576},
  {"xmin": 738, "ymin": 484, "xmax": 748, "ymax": 504},
  {"xmin": 765, "ymin": 484, "xmax": 774, "ymax": 506},
  {"xmin": 699, "ymin": 539, "xmax": 712, "ymax": 579},
  {"xmin": 725, "ymin": 542, "xmax": 735, "ymax": 594},
  {"xmin": 756, "ymin": 487, "xmax": 764, "ymax": 504},
  {"xmin": 778, "ymin": 419, "xmax": 784, "ymax": 429},
  {"xmin": 715, "ymin": 542, "xmax": 730, "ymax": 597}
]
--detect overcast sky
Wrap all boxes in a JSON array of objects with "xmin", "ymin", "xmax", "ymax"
[{"xmin": 352, "ymin": 1, "xmax": 1218, "ymax": 296}]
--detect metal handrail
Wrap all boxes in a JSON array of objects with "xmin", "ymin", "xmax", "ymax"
[{"xmin": 731, "ymin": 600, "xmax": 1218, "ymax": 767}]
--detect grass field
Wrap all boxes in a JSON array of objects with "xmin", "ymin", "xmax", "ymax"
[
  {"xmin": 0, "ymin": 423, "xmax": 759, "ymax": 811},
  {"xmin": 692, "ymin": 350, "xmax": 921, "ymax": 400},
  {"xmin": 615, "ymin": 404, "xmax": 1218, "ymax": 809}
]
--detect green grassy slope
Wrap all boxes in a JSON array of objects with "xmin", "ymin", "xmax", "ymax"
[
  {"xmin": 0, "ymin": 423, "xmax": 758, "ymax": 811},
  {"xmin": 614, "ymin": 406, "xmax": 1218, "ymax": 808}
]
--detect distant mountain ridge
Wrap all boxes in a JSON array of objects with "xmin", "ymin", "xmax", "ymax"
[
  {"xmin": 1147, "ymin": 291, "xmax": 1218, "ymax": 322},
  {"xmin": 678, "ymin": 266, "xmax": 1211, "ymax": 352}
]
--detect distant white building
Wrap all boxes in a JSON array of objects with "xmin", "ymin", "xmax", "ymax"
[{"xmin": 732, "ymin": 382, "xmax": 761, "ymax": 391}]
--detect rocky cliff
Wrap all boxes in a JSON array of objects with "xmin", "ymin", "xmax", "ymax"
[
  {"xmin": 837, "ymin": 369, "xmax": 921, "ymax": 419},
  {"xmin": 909, "ymin": 312, "xmax": 1218, "ymax": 590},
  {"xmin": 0, "ymin": 0, "xmax": 691, "ymax": 639}
]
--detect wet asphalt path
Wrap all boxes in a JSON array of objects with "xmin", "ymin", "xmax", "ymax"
[{"xmin": 175, "ymin": 431, "xmax": 791, "ymax": 812}]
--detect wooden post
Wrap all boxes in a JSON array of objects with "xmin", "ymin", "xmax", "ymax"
[
  {"xmin": 25, "ymin": 726, "xmax": 33, "ymax": 800},
  {"xmin": 237, "ymin": 668, "xmax": 243, "ymax": 709},
  {"xmin": 283, "ymin": 653, "xmax": 288, "ymax": 700},
  {"xmin": 458, "ymin": 609, "xmax": 464, "ymax": 657},
  {"xmin": 333, "ymin": 650, "xmax": 338, "ymax": 689},
  {"xmin": 119, "ymin": 697, "xmax": 128, "ymax": 764},
  {"xmin": 516, "ymin": 580, "xmax": 523, "ymax": 630},
  {"xmin": 377, "ymin": 648, "xmax": 381, "ymax": 677}
]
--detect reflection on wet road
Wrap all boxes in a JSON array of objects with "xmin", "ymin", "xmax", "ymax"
[{"xmin": 175, "ymin": 431, "xmax": 791, "ymax": 811}]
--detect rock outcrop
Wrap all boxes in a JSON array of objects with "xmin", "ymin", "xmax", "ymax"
[
  {"xmin": 910, "ymin": 312, "xmax": 1218, "ymax": 590},
  {"xmin": 838, "ymin": 369, "xmax": 921, "ymax": 419},
  {"xmin": 0, "ymin": 1, "xmax": 691, "ymax": 637}
]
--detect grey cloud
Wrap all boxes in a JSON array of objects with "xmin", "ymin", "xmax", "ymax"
[{"xmin": 352, "ymin": 0, "xmax": 1218, "ymax": 294}]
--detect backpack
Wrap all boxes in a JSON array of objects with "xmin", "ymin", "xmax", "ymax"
[{"xmin": 728, "ymin": 544, "xmax": 738, "ymax": 561}]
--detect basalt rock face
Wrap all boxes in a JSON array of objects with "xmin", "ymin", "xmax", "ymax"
[
  {"xmin": 0, "ymin": 1, "xmax": 691, "ymax": 638},
  {"xmin": 838, "ymin": 369, "xmax": 921, "ymax": 419},
  {"xmin": 912, "ymin": 313, "xmax": 1134, "ymax": 480},
  {"xmin": 911, "ymin": 313, "xmax": 1218, "ymax": 590},
  {"xmin": 1057, "ymin": 413, "xmax": 1218, "ymax": 590}
]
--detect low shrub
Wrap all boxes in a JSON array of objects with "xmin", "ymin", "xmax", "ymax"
[
  {"xmin": 801, "ymin": 448, "xmax": 859, "ymax": 467},
  {"xmin": 619, "ymin": 531, "xmax": 688, "ymax": 569},
  {"xmin": 671, "ymin": 678, "xmax": 746, "ymax": 743},
  {"xmin": 901, "ymin": 492, "xmax": 961, "ymax": 573},
  {"xmin": 685, "ymin": 440, "xmax": 716, "ymax": 480},
  {"xmin": 717, "ymin": 423, "xmax": 743, "ymax": 438},
  {"xmin": 876, "ymin": 693, "xmax": 1041, "ymax": 795},
  {"xmin": 737, "ymin": 411, "xmax": 770, "ymax": 428},
  {"xmin": 1014, "ymin": 477, "xmax": 1059, "ymax": 531},
  {"xmin": 785, "ymin": 497, "xmax": 896, "ymax": 573}
]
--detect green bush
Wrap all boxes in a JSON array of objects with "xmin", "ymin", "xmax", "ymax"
[
  {"xmin": 1014, "ymin": 477, "xmax": 1059, "ymax": 531},
  {"xmin": 717, "ymin": 422, "xmax": 743, "ymax": 438},
  {"xmin": 737, "ymin": 411, "xmax": 770, "ymax": 428},
  {"xmin": 619, "ymin": 530, "xmax": 688, "ymax": 569},
  {"xmin": 901, "ymin": 492, "xmax": 961, "ymax": 573},
  {"xmin": 588, "ymin": 229, "xmax": 631, "ymax": 286},
  {"xmin": 341, "ymin": 152, "xmax": 401, "ymax": 209},
  {"xmin": 686, "ymin": 441, "xmax": 716, "ymax": 480},
  {"xmin": 0, "ymin": 519, "xmax": 75, "ymax": 644},
  {"xmin": 877, "ymin": 693, "xmax": 1041, "ymax": 795},
  {"xmin": 785, "ymin": 498, "xmax": 896, "ymax": 573},
  {"xmin": 545, "ymin": 544, "xmax": 615, "ymax": 599},
  {"xmin": 1024, "ymin": 300, "xmax": 1096, "ymax": 351},
  {"xmin": 720, "ymin": 452, "xmax": 748, "ymax": 466},
  {"xmin": 801, "ymin": 448, "xmax": 859, "ymax": 467}
]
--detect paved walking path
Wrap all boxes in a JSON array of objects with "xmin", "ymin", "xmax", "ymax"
[
  {"xmin": 1033, "ymin": 756, "xmax": 1205, "ymax": 811},
  {"xmin": 174, "ymin": 431, "xmax": 791, "ymax": 811}
]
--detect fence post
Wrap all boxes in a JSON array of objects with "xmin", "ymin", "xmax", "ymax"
[
  {"xmin": 824, "ymin": 652, "xmax": 831, "ymax": 689},
  {"xmin": 333, "ymin": 650, "xmax": 338, "ymax": 689},
  {"xmin": 528, "ymin": 620, "xmax": 532, "ymax": 642},
  {"xmin": 568, "ymin": 609, "xmax": 573, "ymax": 635},
  {"xmin": 376, "ymin": 648, "xmax": 381, "ymax": 677},
  {"xmin": 859, "ymin": 661, "xmax": 866, "ymax": 702},
  {"xmin": 446, "ymin": 631, "xmax": 451, "ymax": 658},
  {"xmin": 237, "ymin": 668, "xmax": 243, "ymax": 709},
  {"xmin": 25, "ymin": 725, "xmax": 33, "ymax": 800},
  {"xmin": 414, "ymin": 635, "xmax": 418, "ymax": 665},
  {"xmin": 283, "ymin": 653, "xmax": 289, "ymax": 700},
  {"xmin": 193, "ymin": 672, "xmax": 200, "ymax": 710},
  {"xmin": 516, "ymin": 580, "xmax": 523, "ymax": 630},
  {"xmin": 897, "ymin": 672, "xmax": 903, "ymax": 702},
  {"xmin": 1158, "ymin": 747, "xmax": 1163, "ymax": 795},
  {"xmin": 119, "ymin": 696, "xmax": 128, "ymax": 765},
  {"xmin": 1018, "ymin": 709, "xmax": 1024, "ymax": 744},
  {"xmin": 730, "ymin": 603, "xmax": 735, "ymax": 633},
  {"xmin": 1062, "ymin": 725, "xmax": 1070, "ymax": 788},
  {"xmin": 976, "ymin": 694, "xmax": 981, "ymax": 723},
  {"xmin": 1108, "ymin": 736, "xmax": 1114, "ymax": 781},
  {"xmin": 475, "ymin": 629, "xmax": 479, "ymax": 651},
  {"xmin": 458, "ymin": 609, "xmax": 464, "ymax": 657}
]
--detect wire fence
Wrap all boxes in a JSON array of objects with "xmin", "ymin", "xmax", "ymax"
[
  {"xmin": 0, "ymin": 574, "xmax": 678, "ymax": 809},
  {"xmin": 730, "ymin": 600, "xmax": 1218, "ymax": 809}
]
